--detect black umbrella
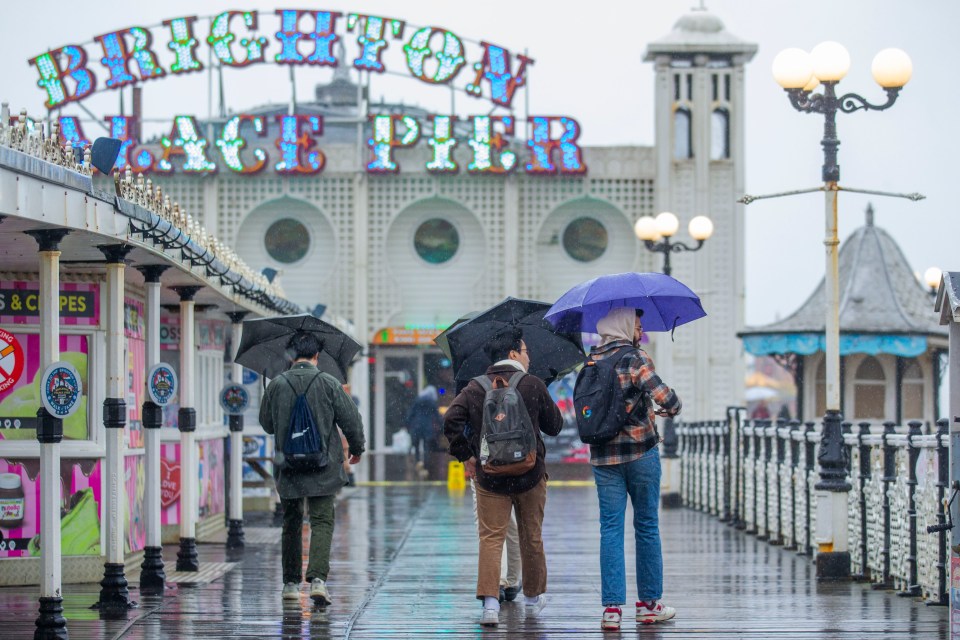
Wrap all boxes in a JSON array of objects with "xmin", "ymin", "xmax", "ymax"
[
  {"xmin": 441, "ymin": 298, "xmax": 584, "ymax": 391},
  {"xmin": 235, "ymin": 313, "xmax": 362, "ymax": 381},
  {"xmin": 434, "ymin": 310, "xmax": 479, "ymax": 360}
]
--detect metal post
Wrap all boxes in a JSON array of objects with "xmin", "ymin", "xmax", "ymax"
[
  {"xmin": 854, "ymin": 422, "xmax": 872, "ymax": 581},
  {"xmin": 758, "ymin": 420, "xmax": 771, "ymax": 541},
  {"xmin": 932, "ymin": 418, "xmax": 949, "ymax": 605},
  {"xmin": 772, "ymin": 419, "xmax": 786, "ymax": 545},
  {"xmin": 802, "ymin": 421, "xmax": 816, "ymax": 556},
  {"xmin": 96, "ymin": 244, "xmax": 135, "ymax": 611},
  {"xmin": 173, "ymin": 286, "xmax": 201, "ymax": 571},
  {"xmin": 136, "ymin": 265, "xmax": 168, "ymax": 590},
  {"xmin": 721, "ymin": 410, "xmax": 733, "ymax": 522},
  {"xmin": 661, "ymin": 236, "xmax": 673, "ymax": 277},
  {"xmin": 27, "ymin": 229, "xmax": 70, "ymax": 640},
  {"xmin": 874, "ymin": 421, "xmax": 897, "ymax": 589},
  {"xmin": 743, "ymin": 421, "xmax": 755, "ymax": 534},
  {"xmin": 814, "ymin": 176, "xmax": 851, "ymax": 579},
  {"xmin": 226, "ymin": 311, "xmax": 249, "ymax": 550},
  {"xmin": 785, "ymin": 420, "xmax": 802, "ymax": 550},
  {"xmin": 661, "ymin": 416, "xmax": 680, "ymax": 509},
  {"xmin": 898, "ymin": 420, "xmax": 923, "ymax": 597}
]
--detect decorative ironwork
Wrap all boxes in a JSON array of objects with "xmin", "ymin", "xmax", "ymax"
[
  {"xmin": 640, "ymin": 237, "xmax": 705, "ymax": 277},
  {"xmin": 675, "ymin": 412, "xmax": 948, "ymax": 607}
]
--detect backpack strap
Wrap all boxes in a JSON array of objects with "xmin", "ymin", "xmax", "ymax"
[
  {"xmin": 473, "ymin": 374, "xmax": 493, "ymax": 393},
  {"xmin": 506, "ymin": 371, "xmax": 527, "ymax": 388},
  {"xmin": 279, "ymin": 371, "xmax": 323, "ymax": 396}
]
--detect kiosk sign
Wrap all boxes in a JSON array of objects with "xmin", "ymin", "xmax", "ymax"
[
  {"xmin": 0, "ymin": 329, "xmax": 25, "ymax": 394},
  {"xmin": 147, "ymin": 363, "xmax": 177, "ymax": 406},
  {"xmin": 40, "ymin": 362, "xmax": 82, "ymax": 417},
  {"xmin": 219, "ymin": 384, "xmax": 249, "ymax": 416}
]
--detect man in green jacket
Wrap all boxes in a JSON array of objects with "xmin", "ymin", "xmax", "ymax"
[{"xmin": 259, "ymin": 332, "xmax": 365, "ymax": 603}]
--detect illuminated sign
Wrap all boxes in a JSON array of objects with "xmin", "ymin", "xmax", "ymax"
[
  {"xmin": 31, "ymin": 10, "xmax": 587, "ymax": 177},
  {"xmin": 372, "ymin": 327, "xmax": 444, "ymax": 346}
]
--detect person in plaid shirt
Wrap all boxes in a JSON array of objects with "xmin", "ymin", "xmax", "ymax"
[{"xmin": 585, "ymin": 306, "xmax": 680, "ymax": 630}]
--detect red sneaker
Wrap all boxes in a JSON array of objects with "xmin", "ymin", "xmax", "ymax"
[{"xmin": 636, "ymin": 600, "xmax": 676, "ymax": 624}]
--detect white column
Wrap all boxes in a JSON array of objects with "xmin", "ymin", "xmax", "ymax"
[
  {"xmin": 175, "ymin": 287, "xmax": 200, "ymax": 571},
  {"xmin": 228, "ymin": 316, "xmax": 245, "ymax": 532},
  {"xmin": 98, "ymin": 246, "xmax": 132, "ymax": 608},
  {"xmin": 104, "ymin": 260, "xmax": 125, "ymax": 565},
  {"xmin": 138, "ymin": 265, "xmax": 167, "ymax": 588},
  {"xmin": 30, "ymin": 229, "xmax": 69, "ymax": 635},
  {"xmin": 352, "ymin": 172, "xmax": 371, "ymax": 481},
  {"xmin": 145, "ymin": 280, "xmax": 161, "ymax": 548},
  {"xmin": 39, "ymin": 249, "xmax": 62, "ymax": 596}
]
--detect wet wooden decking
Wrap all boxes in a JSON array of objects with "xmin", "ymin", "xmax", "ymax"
[{"xmin": 1, "ymin": 485, "xmax": 948, "ymax": 638}]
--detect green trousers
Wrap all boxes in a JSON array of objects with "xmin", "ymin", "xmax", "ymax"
[{"xmin": 281, "ymin": 494, "xmax": 336, "ymax": 584}]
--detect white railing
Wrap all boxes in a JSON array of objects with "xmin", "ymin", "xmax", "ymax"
[{"xmin": 677, "ymin": 411, "xmax": 949, "ymax": 605}]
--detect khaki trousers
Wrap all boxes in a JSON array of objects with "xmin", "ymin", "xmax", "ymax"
[
  {"xmin": 474, "ymin": 478, "xmax": 547, "ymax": 599},
  {"xmin": 470, "ymin": 478, "xmax": 522, "ymax": 587}
]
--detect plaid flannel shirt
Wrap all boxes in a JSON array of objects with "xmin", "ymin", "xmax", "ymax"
[{"xmin": 588, "ymin": 340, "xmax": 682, "ymax": 466}]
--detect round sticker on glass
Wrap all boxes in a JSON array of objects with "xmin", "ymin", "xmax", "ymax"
[
  {"xmin": 219, "ymin": 384, "xmax": 249, "ymax": 416},
  {"xmin": 147, "ymin": 363, "xmax": 178, "ymax": 406},
  {"xmin": 40, "ymin": 362, "xmax": 83, "ymax": 418}
]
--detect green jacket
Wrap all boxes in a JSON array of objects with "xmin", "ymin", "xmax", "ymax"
[{"xmin": 259, "ymin": 361, "xmax": 365, "ymax": 499}]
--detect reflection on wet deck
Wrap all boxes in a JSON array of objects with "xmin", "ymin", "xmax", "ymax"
[{"xmin": 1, "ymin": 485, "xmax": 948, "ymax": 638}]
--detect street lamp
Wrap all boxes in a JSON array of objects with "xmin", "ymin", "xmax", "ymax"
[
  {"xmin": 924, "ymin": 266, "xmax": 943, "ymax": 295},
  {"xmin": 770, "ymin": 41, "xmax": 912, "ymax": 578},
  {"xmin": 634, "ymin": 212, "xmax": 714, "ymax": 276}
]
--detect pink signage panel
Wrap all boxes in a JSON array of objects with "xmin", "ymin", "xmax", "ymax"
[
  {"xmin": 0, "ymin": 458, "xmax": 102, "ymax": 558},
  {"xmin": 0, "ymin": 332, "xmax": 89, "ymax": 441}
]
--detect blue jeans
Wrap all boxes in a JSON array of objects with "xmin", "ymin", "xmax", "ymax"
[{"xmin": 592, "ymin": 447, "xmax": 662, "ymax": 606}]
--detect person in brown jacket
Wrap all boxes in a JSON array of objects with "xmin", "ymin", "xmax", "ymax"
[{"xmin": 444, "ymin": 327, "xmax": 564, "ymax": 627}]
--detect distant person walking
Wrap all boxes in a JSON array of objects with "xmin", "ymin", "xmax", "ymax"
[
  {"xmin": 259, "ymin": 332, "xmax": 365, "ymax": 604},
  {"xmin": 579, "ymin": 307, "xmax": 680, "ymax": 630},
  {"xmin": 444, "ymin": 327, "xmax": 563, "ymax": 627},
  {"xmin": 405, "ymin": 385, "xmax": 442, "ymax": 474}
]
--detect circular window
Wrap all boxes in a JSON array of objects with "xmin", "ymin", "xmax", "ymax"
[
  {"xmin": 414, "ymin": 219, "xmax": 459, "ymax": 264},
  {"xmin": 563, "ymin": 217, "xmax": 608, "ymax": 262},
  {"xmin": 264, "ymin": 218, "xmax": 310, "ymax": 264}
]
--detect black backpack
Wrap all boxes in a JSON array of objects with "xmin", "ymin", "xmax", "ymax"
[
  {"xmin": 280, "ymin": 373, "xmax": 329, "ymax": 472},
  {"xmin": 574, "ymin": 347, "xmax": 645, "ymax": 445},
  {"xmin": 474, "ymin": 372, "xmax": 537, "ymax": 476}
]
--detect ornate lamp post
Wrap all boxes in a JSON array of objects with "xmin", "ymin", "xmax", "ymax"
[
  {"xmin": 632, "ymin": 211, "xmax": 712, "ymax": 508},
  {"xmin": 633, "ymin": 211, "xmax": 715, "ymax": 276},
  {"xmin": 770, "ymin": 40, "xmax": 912, "ymax": 578}
]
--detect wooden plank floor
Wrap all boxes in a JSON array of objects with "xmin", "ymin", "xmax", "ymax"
[{"xmin": 0, "ymin": 485, "xmax": 947, "ymax": 638}]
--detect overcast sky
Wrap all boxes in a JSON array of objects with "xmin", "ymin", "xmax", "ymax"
[{"xmin": 3, "ymin": 0, "xmax": 956, "ymax": 326}]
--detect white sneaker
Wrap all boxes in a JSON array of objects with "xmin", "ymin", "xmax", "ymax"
[
  {"xmin": 636, "ymin": 600, "xmax": 675, "ymax": 624},
  {"xmin": 480, "ymin": 608, "xmax": 499, "ymax": 627},
  {"xmin": 525, "ymin": 594, "xmax": 547, "ymax": 616},
  {"xmin": 601, "ymin": 606, "xmax": 622, "ymax": 630},
  {"xmin": 281, "ymin": 582, "xmax": 299, "ymax": 600},
  {"xmin": 310, "ymin": 578, "xmax": 331, "ymax": 605}
]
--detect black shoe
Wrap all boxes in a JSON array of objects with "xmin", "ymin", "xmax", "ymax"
[
  {"xmin": 503, "ymin": 583, "xmax": 521, "ymax": 602},
  {"xmin": 499, "ymin": 586, "xmax": 505, "ymax": 603}
]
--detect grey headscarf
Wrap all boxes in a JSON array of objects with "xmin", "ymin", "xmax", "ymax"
[{"xmin": 596, "ymin": 306, "xmax": 636, "ymax": 346}]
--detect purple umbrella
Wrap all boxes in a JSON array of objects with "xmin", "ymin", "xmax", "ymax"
[{"xmin": 545, "ymin": 272, "xmax": 706, "ymax": 334}]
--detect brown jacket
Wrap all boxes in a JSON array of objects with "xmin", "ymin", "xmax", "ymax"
[{"xmin": 444, "ymin": 363, "xmax": 563, "ymax": 494}]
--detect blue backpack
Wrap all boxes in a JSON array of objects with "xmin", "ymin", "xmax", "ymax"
[
  {"xmin": 280, "ymin": 373, "xmax": 329, "ymax": 472},
  {"xmin": 573, "ymin": 347, "xmax": 645, "ymax": 445}
]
